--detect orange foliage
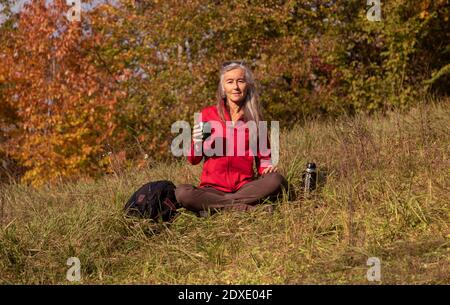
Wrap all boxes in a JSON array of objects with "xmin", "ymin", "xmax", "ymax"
[
  {"xmin": 0, "ymin": 0, "xmax": 447, "ymax": 186},
  {"xmin": 0, "ymin": 0, "xmax": 120, "ymax": 186}
]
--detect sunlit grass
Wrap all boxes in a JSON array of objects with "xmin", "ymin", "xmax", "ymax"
[{"xmin": 0, "ymin": 99, "xmax": 448, "ymax": 284}]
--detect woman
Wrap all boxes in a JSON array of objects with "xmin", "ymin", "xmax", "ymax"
[{"xmin": 175, "ymin": 61, "xmax": 288, "ymax": 215}]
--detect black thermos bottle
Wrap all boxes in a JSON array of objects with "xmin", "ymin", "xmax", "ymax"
[
  {"xmin": 302, "ymin": 162, "xmax": 317, "ymax": 193},
  {"xmin": 200, "ymin": 121, "xmax": 211, "ymax": 141}
]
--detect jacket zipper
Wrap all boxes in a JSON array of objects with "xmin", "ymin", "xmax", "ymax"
[{"xmin": 226, "ymin": 123, "xmax": 232, "ymax": 192}]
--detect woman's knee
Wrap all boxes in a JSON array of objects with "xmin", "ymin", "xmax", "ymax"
[
  {"xmin": 175, "ymin": 184, "xmax": 194, "ymax": 204},
  {"xmin": 264, "ymin": 172, "xmax": 287, "ymax": 191}
]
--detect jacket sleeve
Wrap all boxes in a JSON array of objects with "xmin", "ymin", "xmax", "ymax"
[{"xmin": 255, "ymin": 133, "xmax": 273, "ymax": 175}]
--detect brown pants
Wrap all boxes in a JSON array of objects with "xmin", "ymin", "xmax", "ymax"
[{"xmin": 175, "ymin": 172, "xmax": 288, "ymax": 213}]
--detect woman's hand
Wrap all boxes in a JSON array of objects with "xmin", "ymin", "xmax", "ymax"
[
  {"xmin": 262, "ymin": 165, "xmax": 278, "ymax": 175},
  {"xmin": 192, "ymin": 123, "xmax": 203, "ymax": 144}
]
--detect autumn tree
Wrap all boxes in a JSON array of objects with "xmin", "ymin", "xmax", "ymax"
[
  {"xmin": 1, "ymin": 0, "xmax": 120, "ymax": 185},
  {"xmin": 0, "ymin": 0, "xmax": 448, "ymax": 185}
]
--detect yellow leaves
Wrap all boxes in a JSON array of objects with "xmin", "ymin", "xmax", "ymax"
[
  {"xmin": 419, "ymin": 0, "xmax": 431, "ymax": 11},
  {"xmin": 1, "ymin": 0, "xmax": 446, "ymax": 187},
  {"xmin": 105, "ymin": 149, "xmax": 128, "ymax": 175},
  {"xmin": 82, "ymin": 145, "xmax": 93, "ymax": 155},
  {"xmin": 0, "ymin": 0, "xmax": 122, "ymax": 186},
  {"xmin": 419, "ymin": 11, "xmax": 430, "ymax": 19}
]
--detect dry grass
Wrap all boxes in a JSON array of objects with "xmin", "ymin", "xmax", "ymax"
[{"xmin": 0, "ymin": 99, "xmax": 449, "ymax": 284}]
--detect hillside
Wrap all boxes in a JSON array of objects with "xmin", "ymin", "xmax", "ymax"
[{"xmin": 0, "ymin": 100, "xmax": 448, "ymax": 284}]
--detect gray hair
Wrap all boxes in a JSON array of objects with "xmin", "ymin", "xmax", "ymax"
[{"xmin": 216, "ymin": 61, "xmax": 263, "ymax": 125}]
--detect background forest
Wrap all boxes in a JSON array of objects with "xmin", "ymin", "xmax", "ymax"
[{"xmin": 0, "ymin": 0, "xmax": 448, "ymax": 186}]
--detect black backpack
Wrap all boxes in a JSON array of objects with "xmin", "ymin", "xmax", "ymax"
[{"xmin": 124, "ymin": 180, "xmax": 180, "ymax": 222}]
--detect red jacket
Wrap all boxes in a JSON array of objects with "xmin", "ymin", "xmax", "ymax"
[{"xmin": 188, "ymin": 101, "xmax": 272, "ymax": 192}]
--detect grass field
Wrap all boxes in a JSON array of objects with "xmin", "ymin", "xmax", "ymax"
[{"xmin": 0, "ymin": 100, "xmax": 448, "ymax": 284}]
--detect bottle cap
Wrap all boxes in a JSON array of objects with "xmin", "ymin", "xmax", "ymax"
[{"xmin": 306, "ymin": 162, "xmax": 316, "ymax": 169}]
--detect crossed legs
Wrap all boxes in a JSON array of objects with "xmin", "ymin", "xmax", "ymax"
[{"xmin": 175, "ymin": 172, "xmax": 288, "ymax": 213}]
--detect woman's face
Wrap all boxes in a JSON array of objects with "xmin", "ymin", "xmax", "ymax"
[{"xmin": 222, "ymin": 68, "xmax": 248, "ymax": 105}]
